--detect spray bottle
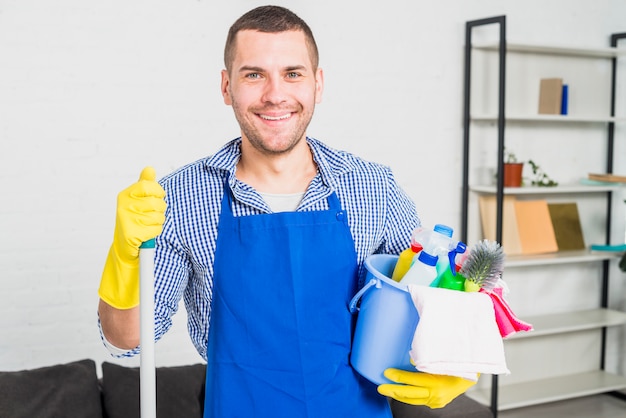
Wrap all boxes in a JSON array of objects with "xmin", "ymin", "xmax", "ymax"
[
  {"xmin": 436, "ymin": 242, "xmax": 468, "ymax": 291},
  {"xmin": 399, "ymin": 224, "xmax": 454, "ymax": 287},
  {"xmin": 391, "ymin": 228, "xmax": 424, "ymax": 282}
]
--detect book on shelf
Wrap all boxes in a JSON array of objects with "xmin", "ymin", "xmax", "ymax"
[
  {"xmin": 514, "ymin": 200, "xmax": 559, "ymax": 254},
  {"xmin": 478, "ymin": 195, "xmax": 523, "ymax": 255},
  {"xmin": 478, "ymin": 196, "xmax": 566, "ymax": 255},
  {"xmin": 590, "ymin": 243, "xmax": 626, "ymax": 253},
  {"xmin": 538, "ymin": 78, "xmax": 563, "ymax": 115},
  {"xmin": 560, "ymin": 84, "xmax": 569, "ymax": 115},
  {"xmin": 547, "ymin": 202, "xmax": 586, "ymax": 251},
  {"xmin": 588, "ymin": 173, "xmax": 626, "ymax": 183}
]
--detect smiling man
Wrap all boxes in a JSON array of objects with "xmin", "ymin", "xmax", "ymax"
[
  {"xmin": 97, "ymin": 5, "xmax": 475, "ymax": 417},
  {"xmin": 223, "ymin": 27, "xmax": 322, "ymax": 195}
]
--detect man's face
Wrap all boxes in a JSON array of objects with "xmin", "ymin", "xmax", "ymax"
[{"xmin": 221, "ymin": 30, "xmax": 323, "ymax": 155}]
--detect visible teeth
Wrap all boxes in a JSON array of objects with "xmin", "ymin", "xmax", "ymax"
[{"xmin": 260, "ymin": 113, "xmax": 291, "ymax": 121}]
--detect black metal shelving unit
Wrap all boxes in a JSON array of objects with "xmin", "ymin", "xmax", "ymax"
[{"xmin": 461, "ymin": 15, "xmax": 626, "ymax": 417}]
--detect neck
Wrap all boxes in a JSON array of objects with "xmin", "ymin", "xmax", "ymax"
[{"xmin": 236, "ymin": 138, "xmax": 317, "ymax": 194}]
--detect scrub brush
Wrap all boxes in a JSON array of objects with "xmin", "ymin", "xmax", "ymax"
[{"xmin": 459, "ymin": 239, "xmax": 505, "ymax": 292}]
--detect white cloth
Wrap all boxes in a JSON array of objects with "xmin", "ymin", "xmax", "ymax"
[{"xmin": 407, "ymin": 285, "xmax": 510, "ymax": 381}]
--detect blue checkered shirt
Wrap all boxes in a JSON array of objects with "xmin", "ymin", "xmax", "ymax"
[{"xmin": 105, "ymin": 137, "xmax": 420, "ymax": 359}]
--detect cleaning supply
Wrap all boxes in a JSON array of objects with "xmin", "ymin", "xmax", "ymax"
[
  {"xmin": 349, "ymin": 254, "xmax": 418, "ymax": 385},
  {"xmin": 391, "ymin": 228, "xmax": 424, "ymax": 282},
  {"xmin": 391, "ymin": 245, "xmax": 420, "ymax": 282},
  {"xmin": 98, "ymin": 167, "xmax": 166, "ymax": 309},
  {"xmin": 433, "ymin": 241, "xmax": 467, "ymax": 289},
  {"xmin": 424, "ymin": 224, "xmax": 455, "ymax": 257},
  {"xmin": 399, "ymin": 224, "xmax": 454, "ymax": 287},
  {"xmin": 484, "ymin": 287, "xmax": 533, "ymax": 338},
  {"xmin": 399, "ymin": 251, "xmax": 438, "ymax": 286},
  {"xmin": 437, "ymin": 262, "xmax": 466, "ymax": 291},
  {"xmin": 459, "ymin": 239, "xmax": 505, "ymax": 292},
  {"xmin": 406, "ymin": 285, "xmax": 509, "ymax": 379}
]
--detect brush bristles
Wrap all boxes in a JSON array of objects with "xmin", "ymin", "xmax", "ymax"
[{"xmin": 459, "ymin": 239, "xmax": 505, "ymax": 292}]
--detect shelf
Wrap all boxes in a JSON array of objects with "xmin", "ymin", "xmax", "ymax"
[
  {"xmin": 473, "ymin": 41, "xmax": 626, "ymax": 58},
  {"xmin": 471, "ymin": 114, "xmax": 626, "ymax": 123},
  {"xmin": 505, "ymin": 308, "xmax": 626, "ymax": 340},
  {"xmin": 505, "ymin": 250, "xmax": 616, "ymax": 267},
  {"xmin": 467, "ymin": 371, "xmax": 626, "ymax": 410},
  {"xmin": 464, "ymin": 19, "xmax": 626, "ymax": 415},
  {"xmin": 470, "ymin": 184, "xmax": 620, "ymax": 195}
]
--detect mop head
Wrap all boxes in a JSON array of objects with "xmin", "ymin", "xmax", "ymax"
[{"xmin": 459, "ymin": 239, "xmax": 505, "ymax": 292}]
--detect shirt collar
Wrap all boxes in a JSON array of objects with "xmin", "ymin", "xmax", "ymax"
[{"xmin": 203, "ymin": 137, "xmax": 359, "ymax": 190}]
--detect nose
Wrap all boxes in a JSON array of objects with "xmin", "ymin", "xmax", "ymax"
[{"xmin": 261, "ymin": 76, "xmax": 287, "ymax": 105}]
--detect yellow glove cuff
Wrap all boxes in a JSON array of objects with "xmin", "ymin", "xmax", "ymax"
[{"xmin": 98, "ymin": 244, "xmax": 140, "ymax": 309}]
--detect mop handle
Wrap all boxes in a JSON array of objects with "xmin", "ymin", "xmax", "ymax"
[{"xmin": 139, "ymin": 239, "xmax": 156, "ymax": 418}]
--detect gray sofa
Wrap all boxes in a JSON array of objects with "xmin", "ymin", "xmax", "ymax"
[{"xmin": 0, "ymin": 359, "xmax": 492, "ymax": 417}]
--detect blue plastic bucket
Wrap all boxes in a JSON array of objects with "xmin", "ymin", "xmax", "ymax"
[{"xmin": 349, "ymin": 254, "xmax": 420, "ymax": 385}]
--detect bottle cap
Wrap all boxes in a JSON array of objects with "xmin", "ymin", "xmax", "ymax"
[
  {"xmin": 433, "ymin": 224, "xmax": 453, "ymax": 238},
  {"xmin": 418, "ymin": 251, "xmax": 438, "ymax": 266}
]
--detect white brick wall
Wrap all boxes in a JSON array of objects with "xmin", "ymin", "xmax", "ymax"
[{"xmin": 1, "ymin": 0, "xmax": 625, "ymax": 377}]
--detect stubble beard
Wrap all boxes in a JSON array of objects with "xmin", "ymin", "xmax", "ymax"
[{"xmin": 231, "ymin": 96, "xmax": 315, "ymax": 156}]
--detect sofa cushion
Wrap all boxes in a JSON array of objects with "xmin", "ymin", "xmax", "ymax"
[
  {"xmin": 0, "ymin": 359, "xmax": 103, "ymax": 418},
  {"xmin": 101, "ymin": 362, "xmax": 206, "ymax": 418},
  {"xmin": 389, "ymin": 395, "xmax": 493, "ymax": 418}
]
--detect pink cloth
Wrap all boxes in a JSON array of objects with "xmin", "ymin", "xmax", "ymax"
[{"xmin": 481, "ymin": 288, "xmax": 533, "ymax": 338}]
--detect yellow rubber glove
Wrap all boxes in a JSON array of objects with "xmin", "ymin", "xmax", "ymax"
[
  {"xmin": 378, "ymin": 368, "xmax": 477, "ymax": 409},
  {"xmin": 98, "ymin": 167, "xmax": 166, "ymax": 309}
]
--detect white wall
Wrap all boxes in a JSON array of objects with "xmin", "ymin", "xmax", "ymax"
[{"xmin": 1, "ymin": 0, "xmax": 625, "ymax": 378}]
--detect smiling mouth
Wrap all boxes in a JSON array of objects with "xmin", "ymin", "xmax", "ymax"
[{"xmin": 258, "ymin": 113, "xmax": 292, "ymax": 121}]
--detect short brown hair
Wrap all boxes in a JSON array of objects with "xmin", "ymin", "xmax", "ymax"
[{"xmin": 224, "ymin": 5, "xmax": 319, "ymax": 73}]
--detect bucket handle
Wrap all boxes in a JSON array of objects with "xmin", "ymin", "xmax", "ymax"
[{"xmin": 349, "ymin": 278, "xmax": 379, "ymax": 313}]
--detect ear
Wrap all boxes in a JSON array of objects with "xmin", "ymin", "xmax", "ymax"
[
  {"xmin": 221, "ymin": 69, "xmax": 232, "ymax": 105},
  {"xmin": 314, "ymin": 68, "xmax": 324, "ymax": 104}
]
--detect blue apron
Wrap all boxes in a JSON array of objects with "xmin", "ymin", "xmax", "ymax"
[{"xmin": 204, "ymin": 187, "xmax": 391, "ymax": 417}]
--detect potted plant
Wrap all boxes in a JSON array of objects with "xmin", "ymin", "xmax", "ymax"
[
  {"xmin": 501, "ymin": 149, "xmax": 558, "ymax": 188},
  {"xmin": 503, "ymin": 150, "xmax": 524, "ymax": 187}
]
